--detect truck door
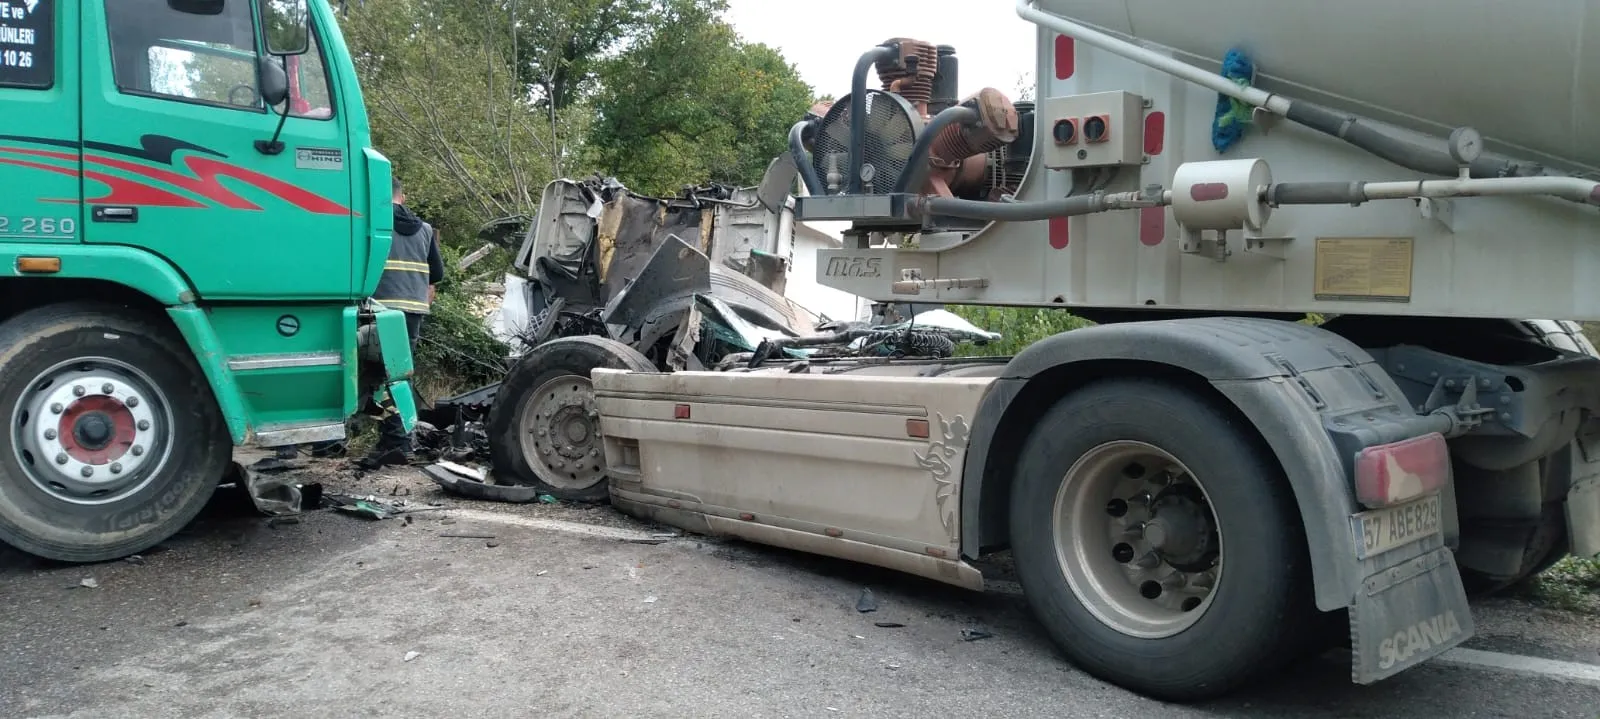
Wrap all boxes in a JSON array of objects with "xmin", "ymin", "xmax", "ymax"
[
  {"xmin": 79, "ymin": 0, "xmax": 353, "ymax": 300},
  {"xmin": 0, "ymin": 0, "xmax": 81, "ymax": 245}
]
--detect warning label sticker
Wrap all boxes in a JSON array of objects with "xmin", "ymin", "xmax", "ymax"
[{"xmin": 1313, "ymin": 237, "xmax": 1414, "ymax": 302}]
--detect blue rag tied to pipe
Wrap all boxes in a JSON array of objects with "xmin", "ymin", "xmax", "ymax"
[{"xmin": 1212, "ymin": 48, "xmax": 1256, "ymax": 153}]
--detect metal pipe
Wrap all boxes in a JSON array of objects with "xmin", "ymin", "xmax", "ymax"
[
  {"xmin": 1283, "ymin": 103, "xmax": 1546, "ymax": 180},
  {"xmin": 1267, "ymin": 176, "xmax": 1600, "ymax": 206},
  {"xmin": 1014, "ymin": 0, "xmax": 1292, "ymax": 116},
  {"xmin": 892, "ymin": 105, "xmax": 980, "ymax": 194},
  {"xmin": 849, "ymin": 45, "xmax": 897, "ymax": 194},
  {"xmin": 913, "ymin": 188, "xmax": 1171, "ymax": 222},
  {"xmin": 789, "ymin": 120, "xmax": 824, "ymax": 196}
]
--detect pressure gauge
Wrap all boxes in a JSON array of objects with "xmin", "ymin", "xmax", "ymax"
[{"xmin": 1448, "ymin": 127, "xmax": 1483, "ymax": 166}]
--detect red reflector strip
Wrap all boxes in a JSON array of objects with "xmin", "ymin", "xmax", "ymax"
[
  {"xmin": 907, "ymin": 419, "xmax": 930, "ymax": 438},
  {"xmin": 1054, "ymin": 35, "xmax": 1075, "ymax": 79},
  {"xmin": 674, "ymin": 404, "xmax": 691, "ymax": 419},
  {"xmin": 1354, "ymin": 432, "xmax": 1450, "ymax": 508}
]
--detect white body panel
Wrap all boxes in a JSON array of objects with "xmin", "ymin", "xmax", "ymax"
[
  {"xmin": 1052, "ymin": 0, "xmax": 1600, "ymax": 174},
  {"xmin": 818, "ymin": 0, "xmax": 1600, "ymax": 321},
  {"xmin": 593, "ymin": 367, "xmax": 994, "ymax": 590}
]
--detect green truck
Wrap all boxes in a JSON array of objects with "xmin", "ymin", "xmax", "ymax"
[{"xmin": 0, "ymin": 0, "xmax": 416, "ymax": 562}]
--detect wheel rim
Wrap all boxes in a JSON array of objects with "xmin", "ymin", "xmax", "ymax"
[
  {"xmin": 1052, "ymin": 440, "xmax": 1223, "ymax": 639},
  {"xmin": 9, "ymin": 357, "xmax": 175, "ymax": 506},
  {"xmin": 516, "ymin": 374, "xmax": 606, "ymax": 490}
]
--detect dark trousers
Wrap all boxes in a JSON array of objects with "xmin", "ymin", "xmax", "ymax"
[{"xmin": 375, "ymin": 312, "xmax": 425, "ymax": 453}]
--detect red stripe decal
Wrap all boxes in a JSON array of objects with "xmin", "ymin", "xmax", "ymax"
[
  {"xmin": 184, "ymin": 156, "xmax": 350, "ymax": 215},
  {"xmin": 4, "ymin": 147, "xmax": 263, "ymax": 210},
  {"xmin": 1143, "ymin": 111, "xmax": 1165, "ymax": 156},
  {"xmin": 1048, "ymin": 216, "xmax": 1070, "ymax": 249},
  {"xmin": 1190, "ymin": 182, "xmax": 1230, "ymax": 202},
  {"xmin": 1139, "ymin": 207, "xmax": 1165, "ymax": 247},
  {"xmin": 0, "ymin": 156, "xmax": 204, "ymax": 208},
  {"xmin": 1054, "ymin": 35, "xmax": 1075, "ymax": 80}
]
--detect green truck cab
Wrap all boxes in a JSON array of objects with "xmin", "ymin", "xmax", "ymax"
[{"xmin": 0, "ymin": 0, "xmax": 416, "ymax": 562}]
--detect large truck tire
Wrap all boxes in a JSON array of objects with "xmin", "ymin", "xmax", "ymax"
[
  {"xmin": 1321, "ymin": 316, "xmax": 1595, "ymax": 595},
  {"xmin": 486, "ymin": 336, "xmax": 656, "ymax": 502},
  {"xmin": 1008, "ymin": 377, "xmax": 1317, "ymax": 702},
  {"xmin": 0, "ymin": 302, "xmax": 231, "ymax": 562}
]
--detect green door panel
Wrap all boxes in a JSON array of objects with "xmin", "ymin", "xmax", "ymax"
[
  {"xmin": 0, "ymin": 0, "xmax": 83, "ymax": 246},
  {"xmin": 80, "ymin": 0, "xmax": 355, "ymax": 301}
]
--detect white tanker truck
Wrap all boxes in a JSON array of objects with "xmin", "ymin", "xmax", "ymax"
[{"xmin": 489, "ymin": 0, "xmax": 1600, "ymax": 701}]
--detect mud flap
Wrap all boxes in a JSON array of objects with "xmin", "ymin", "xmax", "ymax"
[
  {"xmin": 386, "ymin": 379, "xmax": 418, "ymax": 433},
  {"xmin": 1351, "ymin": 546, "xmax": 1475, "ymax": 684}
]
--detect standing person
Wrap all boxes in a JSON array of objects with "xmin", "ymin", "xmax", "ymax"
[{"xmin": 357, "ymin": 174, "xmax": 446, "ymax": 469}]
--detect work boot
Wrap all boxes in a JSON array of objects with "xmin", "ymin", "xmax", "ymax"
[
  {"xmin": 309, "ymin": 440, "xmax": 346, "ymax": 459},
  {"xmin": 355, "ymin": 446, "xmax": 410, "ymax": 470}
]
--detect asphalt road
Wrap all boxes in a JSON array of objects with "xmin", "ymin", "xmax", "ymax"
[{"xmin": 3, "ymin": 462, "xmax": 1600, "ymax": 718}]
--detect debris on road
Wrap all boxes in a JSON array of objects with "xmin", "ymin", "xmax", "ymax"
[
  {"xmin": 424, "ymin": 463, "xmax": 549, "ymax": 504},
  {"xmin": 79, "ymin": 577, "xmax": 98, "ymax": 589},
  {"xmin": 124, "ymin": 555, "xmax": 145, "ymax": 566},
  {"xmin": 856, "ymin": 588, "xmax": 878, "ymax": 613},
  {"xmin": 875, "ymin": 622, "xmax": 905, "ymax": 629},
  {"xmin": 404, "ymin": 651, "xmax": 422, "ymax": 663},
  {"xmin": 325, "ymin": 493, "xmax": 443, "ymax": 521},
  {"xmin": 224, "ymin": 462, "xmax": 322, "ymax": 517},
  {"xmin": 248, "ymin": 456, "xmax": 302, "ymax": 474},
  {"xmin": 643, "ymin": 596, "xmax": 658, "ymax": 604},
  {"xmin": 486, "ymin": 540, "xmax": 501, "ymax": 548},
  {"xmin": 960, "ymin": 628, "xmax": 994, "ymax": 642}
]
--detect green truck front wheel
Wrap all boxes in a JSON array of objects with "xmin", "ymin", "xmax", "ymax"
[{"xmin": 0, "ymin": 302, "xmax": 231, "ymax": 562}]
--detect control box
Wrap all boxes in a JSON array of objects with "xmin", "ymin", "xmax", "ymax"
[{"xmin": 1037, "ymin": 90, "xmax": 1147, "ymax": 169}]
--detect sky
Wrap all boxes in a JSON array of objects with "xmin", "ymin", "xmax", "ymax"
[{"xmin": 721, "ymin": 0, "xmax": 1039, "ymax": 102}]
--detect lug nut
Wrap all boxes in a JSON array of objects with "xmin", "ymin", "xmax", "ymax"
[
  {"xmin": 73, "ymin": 385, "xmax": 86, "ymax": 397},
  {"xmin": 110, "ymin": 463, "xmax": 123, "ymax": 474},
  {"xmin": 44, "ymin": 429, "xmax": 56, "ymax": 440},
  {"xmin": 137, "ymin": 420, "xmax": 150, "ymax": 431},
  {"xmin": 50, "ymin": 403, "xmax": 63, "ymax": 414},
  {"xmin": 126, "ymin": 397, "xmax": 140, "ymax": 408},
  {"xmin": 131, "ymin": 446, "xmax": 144, "ymax": 457},
  {"xmin": 102, "ymin": 383, "xmax": 114, "ymax": 394},
  {"xmin": 81, "ymin": 466, "xmax": 93, "ymax": 478},
  {"xmin": 55, "ymin": 453, "xmax": 68, "ymax": 465}
]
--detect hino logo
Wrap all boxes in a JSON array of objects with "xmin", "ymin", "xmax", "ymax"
[{"xmin": 1377, "ymin": 610, "xmax": 1463, "ymax": 670}]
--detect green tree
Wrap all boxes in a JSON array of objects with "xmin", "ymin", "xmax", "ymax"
[{"xmin": 584, "ymin": 0, "xmax": 814, "ymax": 194}]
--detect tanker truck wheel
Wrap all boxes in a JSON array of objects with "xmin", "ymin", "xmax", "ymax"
[
  {"xmin": 0, "ymin": 302, "xmax": 230, "ymax": 562},
  {"xmin": 1008, "ymin": 377, "xmax": 1316, "ymax": 702},
  {"xmin": 486, "ymin": 336, "xmax": 657, "ymax": 503}
]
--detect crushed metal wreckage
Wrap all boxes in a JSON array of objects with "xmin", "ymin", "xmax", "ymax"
[{"xmin": 420, "ymin": 172, "xmax": 1001, "ymax": 501}]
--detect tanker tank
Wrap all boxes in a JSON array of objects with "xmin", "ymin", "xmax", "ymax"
[{"xmin": 1042, "ymin": 0, "xmax": 1600, "ymax": 175}]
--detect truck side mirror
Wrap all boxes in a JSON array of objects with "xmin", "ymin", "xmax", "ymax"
[
  {"xmin": 259, "ymin": 57, "xmax": 289, "ymax": 108},
  {"xmin": 168, "ymin": 0, "xmax": 225, "ymax": 15},
  {"xmin": 260, "ymin": 0, "xmax": 311, "ymax": 56}
]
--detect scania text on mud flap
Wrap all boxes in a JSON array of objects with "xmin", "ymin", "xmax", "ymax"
[{"xmin": 0, "ymin": 0, "xmax": 416, "ymax": 562}]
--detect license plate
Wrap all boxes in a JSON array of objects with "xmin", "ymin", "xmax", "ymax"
[{"xmin": 1353, "ymin": 494, "xmax": 1442, "ymax": 560}]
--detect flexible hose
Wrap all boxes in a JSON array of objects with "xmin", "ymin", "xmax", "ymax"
[
  {"xmin": 892, "ymin": 105, "xmax": 980, "ymax": 194},
  {"xmin": 849, "ymin": 46, "xmax": 897, "ymax": 194},
  {"xmin": 789, "ymin": 120, "xmax": 824, "ymax": 196},
  {"xmin": 914, "ymin": 191, "xmax": 1163, "ymax": 221}
]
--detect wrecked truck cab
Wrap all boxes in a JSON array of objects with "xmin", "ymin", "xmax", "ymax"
[{"xmin": 477, "ymin": 175, "xmax": 831, "ymax": 502}]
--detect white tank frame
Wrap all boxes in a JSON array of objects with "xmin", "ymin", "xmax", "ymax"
[{"xmin": 815, "ymin": 0, "xmax": 1600, "ymax": 322}]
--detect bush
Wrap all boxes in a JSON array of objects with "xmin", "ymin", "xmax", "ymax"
[
  {"xmin": 948, "ymin": 305, "xmax": 1093, "ymax": 357},
  {"xmin": 412, "ymin": 243, "xmax": 511, "ymax": 402}
]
